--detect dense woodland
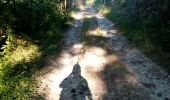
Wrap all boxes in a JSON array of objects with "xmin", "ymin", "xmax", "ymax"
[{"xmin": 0, "ymin": 0, "xmax": 170, "ymax": 99}]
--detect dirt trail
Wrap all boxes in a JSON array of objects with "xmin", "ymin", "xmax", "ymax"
[{"xmin": 37, "ymin": 7, "xmax": 170, "ymax": 100}]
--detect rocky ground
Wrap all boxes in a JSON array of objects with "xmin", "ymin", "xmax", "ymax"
[{"xmin": 37, "ymin": 7, "xmax": 170, "ymax": 100}]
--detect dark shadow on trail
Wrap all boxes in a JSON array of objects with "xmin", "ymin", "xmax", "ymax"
[{"xmin": 59, "ymin": 63, "xmax": 92, "ymax": 100}]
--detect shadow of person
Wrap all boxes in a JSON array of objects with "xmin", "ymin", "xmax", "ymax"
[{"xmin": 59, "ymin": 63, "xmax": 92, "ymax": 100}]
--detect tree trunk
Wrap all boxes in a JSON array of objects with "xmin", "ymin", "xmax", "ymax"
[{"xmin": 65, "ymin": 0, "xmax": 67, "ymax": 10}]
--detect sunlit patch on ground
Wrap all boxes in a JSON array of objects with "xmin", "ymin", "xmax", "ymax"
[
  {"xmin": 87, "ymin": 27, "xmax": 107, "ymax": 37},
  {"xmin": 38, "ymin": 8, "xmax": 124, "ymax": 100},
  {"xmin": 37, "ymin": 42, "xmax": 121, "ymax": 99},
  {"xmin": 37, "ymin": 7, "xmax": 142, "ymax": 100},
  {"xmin": 84, "ymin": 13, "xmax": 95, "ymax": 19},
  {"xmin": 37, "ymin": 6, "xmax": 170, "ymax": 100},
  {"xmin": 125, "ymin": 74, "xmax": 138, "ymax": 86},
  {"xmin": 109, "ymin": 29, "xmax": 117, "ymax": 34},
  {"xmin": 80, "ymin": 47, "xmax": 118, "ymax": 72},
  {"xmin": 71, "ymin": 12, "xmax": 84, "ymax": 20}
]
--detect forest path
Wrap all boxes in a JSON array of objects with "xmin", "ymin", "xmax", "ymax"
[{"xmin": 37, "ymin": 7, "xmax": 170, "ymax": 100}]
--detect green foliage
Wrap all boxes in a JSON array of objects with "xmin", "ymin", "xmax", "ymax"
[
  {"xmin": 0, "ymin": 26, "xmax": 63, "ymax": 98},
  {"xmin": 94, "ymin": 0, "xmax": 170, "ymax": 72},
  {"xmin": 0, "ymin": 0, "xmax": 72, "ymax": 99},
  {"xmin": 1, "ymin": 28, "xmax": 16, "ymax": 56},
  {"xmin": 0, "ymin": 0, "xmax": 69, "ymax": 34},
  {"xmin": 0, "ymin": 29, "xmax": 39, "ymax": 98}
]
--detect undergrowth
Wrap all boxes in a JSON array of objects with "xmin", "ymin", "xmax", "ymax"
[
  {"xmin": 0, "ymin": 23, "xmax": 65, "ymax": 99},
  {"xmin": 0, "ymin": 0, "xmax": 77, "ymax": 99},
  {"xmin": 94, "ymin": 4, "xmax": 170, "ymax": 72}
]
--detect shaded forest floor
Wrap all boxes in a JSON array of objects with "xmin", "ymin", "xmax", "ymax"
[
  {"xmin": 93, "ymin": 4, "xmax": 170, "ymax": 72},
  {"xmin": 36, "ymin": 7, "xmax": 170, "ymax": 100}
]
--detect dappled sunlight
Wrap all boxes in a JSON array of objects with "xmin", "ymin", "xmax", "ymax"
[
  {"xmin": 86, "ymin": 0, "xmax": 95, "ymax": 6},
  {"xmin": 79, "ymin": 5, "xmax": 85, "ymax": 10},
  {"xmin": 37, "ymin": 40, "xmax": 121, "ymax": 99},
  {"xmin": 37, "ymin": 7, "xmax": 141, "ymax": 100},
  {"xmin": 87, "ymin": 27, "xmax": 107, "ymax": 37},
  {"xmin": 36, "ymin": 5, "xmax": 170, "ymax": 100},
  {"xmin": 125, "ymin": 74, "xmax": 138, "ymax": 86},
  {"xmin": 71, "ymin": 12, "xmax": 84, "ymax": 20},
  {"xmin": 109, "ymin": 29, "xmax": 117, "ymax": 34},
  {"xmin": 86, "ymin": 26, "xmax": 118, "ymax": 38},
  {"xmin": 84, "ymin": 13, "xmax": 118, "ymax": 38},
  {"xmin": 70, "ymin": 43, "xmax": 85, "ymax": 55},
  {"xmin": 95, "ymin": 14, "xmax": 104, "ymax": 19},
  {"xmin": 98, "ymin": 6, "xmax": 111, "ymax": 16},
  {"xmin": 84, "ymin": 12, "xmax": 95, "ymax": 18},
  {"xmin": 0, "ymin": 36, "xmax": 43, "ymax": 98},
  {"xmin": 3, "ymin": 0, "xmax": 169, "ymax": 99},
  {"xmin": 80, "ymin": 46, "xmax": 118, "ymax": 72},
  {"xmin": 87, "ymin": 47, "xmax": 107, "ymax": 56},
  {"xmin": 5, "ymin": 42, "xmax": 41, "ymax": 66}
]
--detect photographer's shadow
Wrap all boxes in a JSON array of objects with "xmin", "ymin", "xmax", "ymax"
[{"xmin": 59, "ymin": 63, "xmax": 92, "ymax": 100}]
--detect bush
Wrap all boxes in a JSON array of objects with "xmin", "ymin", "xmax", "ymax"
[
  {"xmin": 94, "ymin": 0, "xmax": 170, "ymax": 72},
  {"xmin": 0, "ymin": 0, "xmax": 71, "ymax": 98}
]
